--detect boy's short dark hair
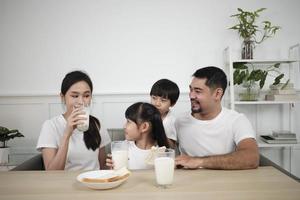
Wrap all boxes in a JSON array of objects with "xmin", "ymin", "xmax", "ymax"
[{"xmin": 150, "ymin": 79, "xmax": 180, "ymax": 106}]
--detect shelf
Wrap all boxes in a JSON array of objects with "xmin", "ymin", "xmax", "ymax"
[
  {"xmin": 224, "ymin": 44, "xmax": 300, "ymax": 152},
  {"xmin": 232, "ymin": 59, "xmax": 299, "ymax": 64},
  {"xmin": 233, "ymin": 100, "xmax": 300, "ymax": 105},
  {"xmin": 258, "ymin": 138, "xmax": 300, "ymax": 148}
]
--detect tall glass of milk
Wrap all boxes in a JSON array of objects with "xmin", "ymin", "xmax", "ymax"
[
  {"xmin": 76, "ymin": 104, "xmax": 90, "ymax": 132},
  {"xmin": 111, "ymin": 141, "xmax": 128, "ymax": 170},
  {"xmin": 154, "ymin": 148, "xmax": 175, "ymax": 188}
]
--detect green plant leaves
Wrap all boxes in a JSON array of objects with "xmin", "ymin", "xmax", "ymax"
[
  {"xmin": 273, "ymin": 74, "xmax": 284, "ymax": 85},
  {"xmin": 233, "ymin": 62, "xmax": 248, "ymax": 69},
  {"xmin": 274, "ymin": 63, "xmax": 281, "ymax": 68},
  {"xmin": 280, "ymin": 79, "xmax": 290, "ymax": 89},
  {"xmin": 255, "ymin": 8, "xmax": 267, "ymax": 14},
  {"xmin": 259, "ymin": 71, "xmax": 268, "ymax": 89},
  {"xmin": 0, "ymin": 126, "xmax": 24, "ymax": 148},
  {"xmin": 233, "ymin": 62, "xmax": 285, "ymax": 89},
  {"xmin": 229, "ymin": 8, "xmax": 280, "ymax": 44}
]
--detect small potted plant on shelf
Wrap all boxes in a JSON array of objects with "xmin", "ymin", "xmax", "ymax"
[
  {"xmin": 0, "ymin": 126, "xmax": 24, "ymax": 164},
  {"xmin": 233, "ymin": 62, "xmax": 285, "ymax": 101},
  {"xmin": 229, "ymin": 8, "xmax": 281, "ymax": 59}
]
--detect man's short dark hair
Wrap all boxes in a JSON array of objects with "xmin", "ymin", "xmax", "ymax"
[
  {"xmin": 150, "ymin": 79, "xmax": 180, "ymax": 106},
  {"xmin": 193, "ymin": 66, "xmax": 227, "ymax": 95}
]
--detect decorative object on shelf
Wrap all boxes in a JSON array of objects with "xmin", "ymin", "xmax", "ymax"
[
  {"xmin": 238, "ymin": 80, "xmax": 260, "ymax": 101},
  {"xmin": 229, "ymin": 8, "xmax": 280, "ymax": 59},
  {"xmin": 233, "ymin": 62, "xmax": 285, "ymax": 101},
  {"xmin": 241, "ymin": 39, "xmax": 255, "ymax": 60},
  {"xmin": 265, "ymin": 82, "xmax": 300, "ymax": 101},
  {"xmin": 0, "ymin": 126, "xmax": 24, "ymax": 164},
  {"xmin": 260, "ymin": 135, "xmax": 297, "ymax": 144},
  {"xmin": 272, "ymin": 130, "xmax": 296, "ymax": 139},
  {"xmin": 260, "ymin": 130, "xmax": 297, "ymax": 144}
]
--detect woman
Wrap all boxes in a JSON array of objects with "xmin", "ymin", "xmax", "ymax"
[{"xmin": 36, "ymin": 70, "xmax": 111, "ymax": 170}]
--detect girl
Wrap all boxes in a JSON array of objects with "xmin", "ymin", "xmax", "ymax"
[
  {"xmin": 107, "ymin": 102, "xmax": 170, "ymax": 170},
  {"xmin": 36, "ymin": 70, "xmax": 111, "ymax": 170}
]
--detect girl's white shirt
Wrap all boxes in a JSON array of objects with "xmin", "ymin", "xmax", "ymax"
[{"xmin": 128, "ymin": 141, "xmax": 153, "ymax": 170}]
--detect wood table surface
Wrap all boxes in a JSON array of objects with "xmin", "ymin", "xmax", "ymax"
[{"xmin": 0, "ymin": 166, "xmax": 299, "ymax": 200}]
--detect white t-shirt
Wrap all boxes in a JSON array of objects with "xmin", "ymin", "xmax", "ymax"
[
  {"xmin": 36, "ymin": 115, "xmax": 111, "ymax": 171},
  {"xmin": 128, "ymin": 141, "xmax": 153, "ymax": 170},
  {"xmin": 176, "ymin": 107, "xmax": 256, "ymax": 157},
  {"xmin": 163, "ymin": 110, "xmax": 177, "ymax": 141}
]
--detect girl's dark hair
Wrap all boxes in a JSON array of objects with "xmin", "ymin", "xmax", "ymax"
[
  {"xmin": 150, "ymin": 79, "xmax": 180, "ymax": 106},
  {"xmin": 61, "ymin": 70, "xmax": 101, "ymax": 151},
  {"xmin": 125, "ymin": 102, "xmax": 169, "ymax": 148}
]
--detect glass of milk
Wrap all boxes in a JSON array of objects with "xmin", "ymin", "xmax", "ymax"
[
  {"xmin": 111, "ymin": 141, "xmax": 129, "ymax": 170},
  {"xmin": 154, "ymin": 148, "xmax": 175, "ymax": 188},
  {"xmin": 76, "ymin": 104, "xmax": 90, "ymax": 132}
]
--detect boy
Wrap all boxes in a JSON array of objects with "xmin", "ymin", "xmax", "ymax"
[{"xmin": 150, "ymin": 79, "xmax": 180, "ymax": 148}]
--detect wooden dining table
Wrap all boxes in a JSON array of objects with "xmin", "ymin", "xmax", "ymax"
[{"xmin": 0, "ymin": 166, "xmax": 299, "ymax": 200}]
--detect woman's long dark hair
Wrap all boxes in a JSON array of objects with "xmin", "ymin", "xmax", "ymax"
[
  {"xmin": 61, "ymin": 70, "xmax": 101, "ymax": 151},
  {"xmin": 125, "ymin": 102, "xmax": 169, "ymax": 148}
]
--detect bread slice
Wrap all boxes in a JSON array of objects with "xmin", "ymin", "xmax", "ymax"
[
  {"xmin": 81, "ymin": 167, "xmax": 130, "ymax": 183},
  {"xmin": 145, "ymin": 146, "xmax": 166, "ymax": 165},
  {"xmin": 82, "ymin": 173, "xmax": 130, "ymax": 183}
]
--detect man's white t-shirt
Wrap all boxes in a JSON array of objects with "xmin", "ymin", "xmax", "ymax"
[
  {"xmin": 163, "ymin": 110, "xmax": 177, "ymax": 141},
  {"xmin": 176, "ymin": 107, "xmax": 256, "ymax": 157},
  {"xmin": 36, "ymin": 115, "xmax": 111, "ymax": 171},
  {"xmin": 128, "ymin": 141, "xmax": 153, "ymax": 170}
]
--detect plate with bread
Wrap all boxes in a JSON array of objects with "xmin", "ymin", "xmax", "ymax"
[{"xmin": 77, "ymin": 167, "xmax": 130, "ymax": 190}]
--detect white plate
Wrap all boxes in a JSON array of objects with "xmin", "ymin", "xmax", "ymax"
[{"xmin": 77, "ymin": 169, "xmax": 129, "ymax": 190}]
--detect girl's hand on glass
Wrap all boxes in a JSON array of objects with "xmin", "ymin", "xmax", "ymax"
[{"xmin": 106, "ymin": 154, "xmax": 114, "ymax": 169}]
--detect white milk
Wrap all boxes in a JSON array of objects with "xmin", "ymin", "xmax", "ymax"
[
  {"xmin": 76, "ymin": 107, "xmax": 90, "ymax": 132},
  {"xmin": 112, "ymin": 150, "xmax": 128, "ymax": 170},
  {"xmin": 154, "ymin": 157, "xmax": 175, "ymax": 185}
]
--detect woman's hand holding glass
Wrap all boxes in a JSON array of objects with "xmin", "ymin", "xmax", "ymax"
[{"xmin": 65, "ymin": 106, "xmax": 87, "ymax": 136}]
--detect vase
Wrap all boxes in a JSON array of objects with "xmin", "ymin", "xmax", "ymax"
[
  {"xmin": 238, "ymin": 81, "xmax": 260, "ymax": 101},
  {"xmin": 0, "ymin": 147, "xmax": 9, "ymax": 164},
  {"xmin": 241, "ymin": 39, "xmax": 255, "ymax": 59}
]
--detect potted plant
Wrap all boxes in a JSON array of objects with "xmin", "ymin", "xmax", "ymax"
[
  {"xmin": 233, "ymin": 62, "xmax": 285, "ymax": 101},
  {"xmin": 0, "ymin": 126, "xmax": 24, "ymax": 164},
  {"xmin": 229, "ymin": 8, "xmax": 281, "ymax": 59}
]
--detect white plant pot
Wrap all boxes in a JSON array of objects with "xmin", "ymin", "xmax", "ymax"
[{"xmin": 0, "ymin": 147, "xmax": 10, "ymax": 164}]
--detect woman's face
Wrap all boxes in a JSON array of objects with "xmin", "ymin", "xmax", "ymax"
[{"xmin": 61, "ymin": 81, "xmax": 92, "ymax": 114}]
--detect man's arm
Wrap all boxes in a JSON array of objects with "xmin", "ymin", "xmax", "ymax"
[{"xmin": 175, "ymin": 138, "xmax": 259, "ymax": 170}]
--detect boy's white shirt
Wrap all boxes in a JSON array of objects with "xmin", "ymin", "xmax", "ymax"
[{"xmin": 163, "ymin": 109, "xmax": 177, "ymax": 141}]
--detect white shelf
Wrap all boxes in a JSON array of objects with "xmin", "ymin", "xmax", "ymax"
[
  {"xmin": 232, "ymin": 59, "xmax": 299, "ymax": 64},
  {"xmin": 258, "ymin": 139, "xmax": 300, "ymax": 148},
  {"xmin": 224, "ymin": 44, "xmax": 300, "ymax": 151},
  {"xmin": 234, "ymin": 100, "xmax": 300, "ymax": 105}
]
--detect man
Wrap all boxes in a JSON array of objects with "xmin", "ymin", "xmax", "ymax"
[{"xmin": 175, "ymin": 66, "xmax": 259, "ymax": 169}]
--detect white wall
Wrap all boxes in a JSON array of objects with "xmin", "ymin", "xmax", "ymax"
[{"xmin": 1, "ymin": 0, "xmax": 300, "ymax": 95}]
